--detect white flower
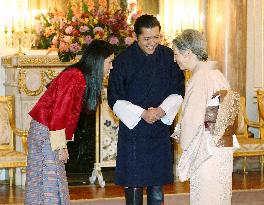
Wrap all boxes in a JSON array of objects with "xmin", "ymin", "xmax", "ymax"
[
  {"xmin": 107, "ymin": 145, "xmax": 116, "ymax": 155},
  {"xmin": 103, "ymin": 137, "xmax": 111, "ymax": 146}
]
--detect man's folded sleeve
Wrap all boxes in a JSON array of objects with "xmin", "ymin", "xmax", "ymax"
[
  {"xmin": 159, "ymin": 94, "xmax": 183, "ymax": 125},
  {"xmin": 113, "ymin": 100, "xmax": 145, "ymax": 129}
]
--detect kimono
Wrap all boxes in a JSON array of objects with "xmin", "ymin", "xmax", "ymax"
[
  {"xmin": 177, "ymin": 62, "xmax": 239, "ymax": 205},
  {"xmin": 107, "ymin": 42, "xmax": 185, "ymax": 186},
  {"xmin": 25, "ymin": 68, "xmax": 86, "ymax": 205}
]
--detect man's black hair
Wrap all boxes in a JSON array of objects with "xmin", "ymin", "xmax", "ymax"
[{"xmin": 134, "ymin": 14, "xmax": 161, "ymax": 37}]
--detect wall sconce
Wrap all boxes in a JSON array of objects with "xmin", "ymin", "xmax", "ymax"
[{"xmin": 159, "ymin": 0, "xmax": 203, "ymax": 44}]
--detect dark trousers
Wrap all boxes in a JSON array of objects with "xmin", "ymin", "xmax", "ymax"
[{"xmin": 125, "ymin": 186, "xmax": 164, "ymax": 205}]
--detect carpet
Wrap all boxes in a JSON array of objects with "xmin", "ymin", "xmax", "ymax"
[{"xmin": 71, "ymin": 189, "xmax": 264, "ymax": 205}]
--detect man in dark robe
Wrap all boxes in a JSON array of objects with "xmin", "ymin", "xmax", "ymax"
[{"xmin": 107, "ymin": 14, "xmax": 185, "ymax": 205}]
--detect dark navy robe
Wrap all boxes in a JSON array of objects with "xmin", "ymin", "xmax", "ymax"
[{"xmin": 107, "ymin": 42, "xmax": 185, "ymax": 186}]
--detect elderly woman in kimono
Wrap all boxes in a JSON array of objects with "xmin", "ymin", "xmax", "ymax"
[{"xmin": 171, "ymin": 29, "xmax": 240, "ymax": 205}]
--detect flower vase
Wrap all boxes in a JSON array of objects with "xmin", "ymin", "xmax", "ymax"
[{"xmin": 58, "ymin": 51, "xmax": 76, "ymax": 62}]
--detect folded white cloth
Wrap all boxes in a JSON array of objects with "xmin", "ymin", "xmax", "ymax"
[
  {"xmin": 207, "ymin": 94, "xmax": 220, "ymax": 106},
  {"xmin": 233, "ymin": 134, "xmax": 240, "ymax": 152},
  {"xmin": 177, "ymin": 125, "xmax": 213, "ymax": 182},
  {"xmin": 49, "ymin": 129, "xmax": 67, "ymax": 151}
]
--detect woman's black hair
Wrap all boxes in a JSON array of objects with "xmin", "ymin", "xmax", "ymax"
[{"xmin": 72, "ymin": 40, "xmax": 114, "ymax": 111}]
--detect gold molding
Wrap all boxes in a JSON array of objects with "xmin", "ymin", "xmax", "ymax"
[
  {"xmin": 16, "ymin": 56, "xmax": 67, "ymax": 66},
  {"xmin": 17, "ymin": 69, "xmax": 60, "ymax": 96},
  {"xmin": 1, "ymin": 57, "xmax": 12, "ymax": 66},
  {"xmin": 0, "ymin": 162, "xmax": 27, "ymax": 167},
  {"xmin": 18, "ymin": 70, "xmax": 46, "ymax": 96},
  {"xmin": 44, "ymin": 70, "xmax": 60, "ymax": 80},
  {"xmin": 1, "ymin": 54, "xmax": 77, "ymax": 68}
]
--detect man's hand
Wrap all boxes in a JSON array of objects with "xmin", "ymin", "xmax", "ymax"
[
  {"xmin": 141, "ymin": 109, "xmax": 159, "ymax": 124},
  {"xmin": 141, "ymin": 107, "xmax": 166, "ymax": 124},
  {"xmin": 149, "ymin": 107, "xmax": 166, "ymax": 119}
]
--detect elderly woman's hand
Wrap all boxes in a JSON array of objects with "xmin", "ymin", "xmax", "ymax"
[{"xmin": 58, "ymin": 148, "xmax": 69, "ymax": 163}]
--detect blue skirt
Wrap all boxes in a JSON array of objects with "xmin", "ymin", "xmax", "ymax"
[{"xmin": 25, "ymin": 120, "xmax": 70, "ymax": 205}]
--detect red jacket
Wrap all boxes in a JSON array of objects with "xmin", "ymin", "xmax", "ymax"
[{"xmin": 29, "ymin": 67, "xmax": 86, "ymax": 140}]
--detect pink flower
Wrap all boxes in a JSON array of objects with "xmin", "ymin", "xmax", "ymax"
[
  {"xmin": 65, "ymin": 26, "xmax": 73, "ymax": 34},
  {"xmin": 109, "ymin": 36, "xmax": 119, "ymax": 45},
  {"xmin": 59, "ymin": 41, "xmax": 70, "ymax": 52},
  {"xmin": 63, "ymin": 36, "xmax": 71, "ymax": 43},
  {"xmin": 93, "ymin": 27, "xmax": 104, "ymax": 34},
  {"xmin": 84, "ymin": 35, "xmax": 93, "ymax": 44},
  {"xmin": 70, "ymin": 42, "xmax": 81, "ymax": 53},
  {"xmin": 93, "ymin": 27, "xmax": 104, "ymax": 38},
  {"xmin": 80, "ymin": 26, "xmax": 89, "ymax": 33},
  {"xmin": 125, "ymin": 37, "xmax": 133, "ymax": 45},
  {"xmin": 60, "ymin": 21, "xmax": 66, "ymax": 30},
  {"xmin": 50, "ymin": 17, "xmax": 58, "ymax": 24},
  {"xmin": 131, "ymin": 13, "xmax": 139, "ymax": 21},
  {"xmin": 34, "ymin": 22, "xmax": 44, "ymax": 34}
]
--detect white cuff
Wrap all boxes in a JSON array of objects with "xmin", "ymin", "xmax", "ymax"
[
  {"xmin": 233, "ymin": 134, "xmax": 240, "ymax": 152},
  {"xmin": 207, "ymin": 95, "xmax": 220, "ymax": 106},
  {"xmin": 113, "ymin": 100, "xmax": 145, "ymax": 129},
  {"xmin": 49, "ymin": 129, "xmax": 67, "ymax": 151},
  {"xmin": 159, "ymin": 94, "xmax": 183, "ymax": 125}
]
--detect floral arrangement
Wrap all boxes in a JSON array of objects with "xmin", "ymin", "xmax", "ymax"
[
  {"xmin": 33, "ymin": 0, "xmax": 141, "ymax": 62},
  {"xmin": 33, "ymin": 12, "xmax": 57, "ymax": 49}
]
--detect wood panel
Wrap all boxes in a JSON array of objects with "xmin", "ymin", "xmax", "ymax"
[{"xmin": 207, "ymin": 0, "xmax": 247, "ymax": 96}]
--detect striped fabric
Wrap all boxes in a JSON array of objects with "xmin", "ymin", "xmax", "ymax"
[{"xmin": 25, "ymin": 120, "xmax": 70, "ymax": 205}]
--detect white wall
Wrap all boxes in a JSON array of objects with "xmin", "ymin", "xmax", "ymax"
[{"xmin": 0, "ymin": 44, "xmax": 17, "ymax": 96}]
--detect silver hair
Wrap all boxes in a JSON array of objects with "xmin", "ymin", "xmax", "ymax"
[{"xmin": 172, "ymin": 29, "xmax": 208, "ymax": 61}]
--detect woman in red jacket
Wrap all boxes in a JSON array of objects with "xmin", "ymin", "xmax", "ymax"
[{"xmin": 25, "ymin": 40, "xmax": 114, "ymax": 205}]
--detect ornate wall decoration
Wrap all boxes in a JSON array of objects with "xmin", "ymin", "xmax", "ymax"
[
  {"xmin": 1, "ymin": 57, "xmax": 12, "ymax": 67},
  {"xmin": 18, "ymin": 69, "xmax": 60, "ymax": 96},
  {"xmin": 44, "ymin": 70, "xmax": 60, "ymax": 80},
  {"xmin": 18, "ymin": 70, "xmax": 46, "ymax": 96}
]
